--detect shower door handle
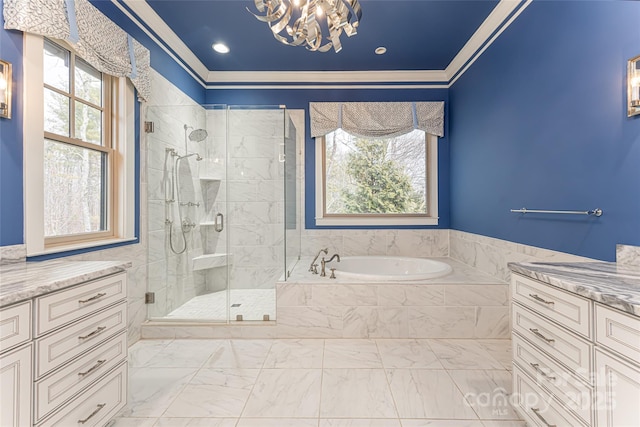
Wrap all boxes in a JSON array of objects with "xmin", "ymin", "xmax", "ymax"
[{"xmin": 215, "ymin": 213, "xmax": 224, "ymax": 232}]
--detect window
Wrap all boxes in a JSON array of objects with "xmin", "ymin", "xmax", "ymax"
[
  {"xmin": 43, "ymin": 39, "xmax": 114, "ymax": 245},
  {"xmin": 316, "ymin": 129, "xmax": 438, "ymax": 226},
  {"xmin": 24, "ymin": 34, "xmax": 136, "ymax": 256}
]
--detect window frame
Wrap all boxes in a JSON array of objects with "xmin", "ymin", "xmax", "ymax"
[
  {"xmin": 42, "ymin": 39, "xmax": 117, "ymax": 247},
  {"xmin": 24, "ymin": 33, "xmax": 137, "ymax": 256},
  {"xmin": 315, "ymin": 130, "xmax": 439, "ymax": 227}
]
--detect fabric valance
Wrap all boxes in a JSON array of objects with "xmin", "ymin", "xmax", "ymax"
[
  {"xmin": 310, "ymin": 101, "xmax": 444, "ymax": 138},
  {"xmin": 3, "ymin": 0, "xmax": 151, "ymax": 101}
]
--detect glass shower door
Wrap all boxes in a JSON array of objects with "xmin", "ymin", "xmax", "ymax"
[
  {"xmin": 226, "ymin": 106, "xmax": 285, "ymax": 322},
  {"xmin": 145, "ymin": 104, "xmax": 229, "ymax": 323}
]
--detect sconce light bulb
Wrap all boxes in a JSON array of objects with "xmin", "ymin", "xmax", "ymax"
[
  {"xmin": 0, "ymin": 72, "xmax": 6, "ymax": 91},
  {"xmin": 316, "ymin": 5, "xmax": 323, "ymax": 16},
  {"xmin": 631, "ymin": 76, "xmax": 640, "ymax": 87}
]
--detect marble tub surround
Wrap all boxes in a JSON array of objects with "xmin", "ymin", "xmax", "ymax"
[
  {"xmin": 617, "ymin": 244, "xmax": 640, "ymax": 267},
  {"xmin": 508, "ymin": 261, "xmax": 640, "ymax": 316},
  {"xmin": 450, "ymin": 230, "xmax": 594, "ymax": 283},
  {"xmin": 0, "ymin": 244, "xmax": 26, "ymax": 264},
  {"xmin": 276, "ymin": 258, "xmax": 510, "ymax": 339},
  {"xmin": 0, "ymin": 259, "xmax": 132, "ymax": 307}
]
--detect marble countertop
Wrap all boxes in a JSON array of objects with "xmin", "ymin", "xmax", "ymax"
[
  {"xmin": 508, "ymin": 261, "xmax": 640, "ymax": 317},
  {"xmin": 0, "ymin": 260, "xmax": 131, "ymax": 307}
]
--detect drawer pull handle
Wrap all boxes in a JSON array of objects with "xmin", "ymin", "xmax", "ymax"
[
  {"xmin": 78, "ymin": 326, "xmax": 106, "ymax": 341},
  {"xmin": 529, "ymin": 328, "xmax": 555, "ymax": 344},
  {"xmin": 530, "ymin": 363, "xmax": 557, "ymax": 381},
  {"xmin": 77, "ymin": 403, "xmax": 106, "ymax": 424},
  {"xmin": 528, "ymin": 293, "xmax": 554, "ymax": 306},
  {"xmin": 77, "ymin": 359, "xmax": 106, "ymax": 377},
  {"xmin": 78, "ymin": 292, "xmax": 107, "ymax": 304},
  {"xmin": 531, "ymin": 407, "xmax": 557, "ymax": 427}
]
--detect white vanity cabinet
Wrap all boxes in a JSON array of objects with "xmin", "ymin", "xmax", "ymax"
[
  {"xmin": 0, "ymin": 301, "xmax": 33, "ymax": 427},
  {"xmin": 511, "ymin": 272, "xmax": 640, "ymax": 427},
  {"xmin": 0, "ymin": 268, "xmax": 128, "ymax": 427},
  {"xmin": 594, "ymin": 304, "xmax": 640, "ymax": 427}
]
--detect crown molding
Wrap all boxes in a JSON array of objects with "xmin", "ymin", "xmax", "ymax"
[
  {"xmin": 206, "ymin": 84, "xmax": 450, "ymax": 90},
  {"xmin": 117, "ymin": 0, "xmax": 530, "ymax": 86},
  {"xmin": 207, "ymin": 70, "xmax": 448, "ymax": 84},
  {"xmin": 445, "ymin": 0, "xmax": 530, "ymax": 81},
  {"xmin": 118, "ymin": 0, "xmax": 209, "ymax": 81}
]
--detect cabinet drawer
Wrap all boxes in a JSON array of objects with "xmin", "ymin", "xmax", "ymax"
[
  {"xmin": 34, "ymin": 332, "xmax": 127, "ymax": 422},
  {"xmin": 0, "ymin": 301, "xmax": 31, "ymax": 353},
  {"xmin": 37, "ymin": 362, "xmax": 127, "ymax": 427},
  {"xmin": 512, "ymin": 273, "xmax": 591, "ymax": 338},
  {"xmin": 512, "ymin": 366, "xmax": 588, "ymax": 427},
  {"xmin": 35, "ymin": 302, "xmax": 126, "ymax": 378},
  {"xmin": 512, "ymin": 333, "xmax": 593, "ymax": 424},
  {"xmin": 595, "ymin": 303, "xmax": 640, "ymax": 364},
  {"xmin": 35, "ymin": 272, "xmax": 126, "ymax": 337},
  {"xmin": 512, "ymin": 303, "xmax": 592, "ymax": 383}
]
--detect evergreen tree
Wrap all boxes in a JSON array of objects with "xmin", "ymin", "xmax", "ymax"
[{"xmin": 341, "ymin": 138, "xmax": 423, "ymax": 213}]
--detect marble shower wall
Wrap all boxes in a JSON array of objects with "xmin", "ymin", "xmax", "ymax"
[
  {"xmin": 450, "ymin": 230, "xmax": 594, "ymax": 283},
  {"xmin": 145, "ymin": 71, "xmax": 207, "ymax": 320},
  {"xmin": 226, "ymin": 109, "xmax": 286, "ymax": 290}
]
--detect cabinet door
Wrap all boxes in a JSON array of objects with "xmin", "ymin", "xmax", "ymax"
[
  {"xmin": 595, "ymin": 349, "xmax": 640, "ymax": 427},
  {"xmin": 0, "ymin": 344, "xmax": 33, "ymax": 427}
]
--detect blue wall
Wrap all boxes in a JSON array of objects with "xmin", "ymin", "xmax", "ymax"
[
  {"xmin": 206, "ymin": 88, "xmax": 450, "ymax": 229},
  {"xmin": 449, "ymin": 1, "xmax": 640, "ymax": 261},
  {"xmin": 0, "ymin": 11, "xmax": 24, "ymax": 246},
  {"xmin": 0, "ymin": 0, "xmax": 205, "ymax": 247}
]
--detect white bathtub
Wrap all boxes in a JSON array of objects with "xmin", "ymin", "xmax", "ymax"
[{"xmin": 326, "ymin": 256, "xmax": 452, "ymax": 281}]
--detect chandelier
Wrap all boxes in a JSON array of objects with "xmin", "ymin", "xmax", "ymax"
[{"xmin": 247, "ymin": 0, "xmax": 362, "ymax": 53}]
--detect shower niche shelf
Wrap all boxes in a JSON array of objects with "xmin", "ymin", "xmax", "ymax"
[
  {"xmin": 199, "ymin": 176, "xmax": 222, "ymax": 182},
  {"xmin": 192, "ymin": 253, "xmax": 233, "ymax": 271}
]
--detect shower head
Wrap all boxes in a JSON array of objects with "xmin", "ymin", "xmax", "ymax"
[{"xmin": 184, "ymin": 125, "xmax": 208, "ymax": 143}]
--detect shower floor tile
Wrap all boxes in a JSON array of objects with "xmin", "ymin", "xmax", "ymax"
[{"xmin": 163, "ymin": 289, "xmax": 276, "ymax": 321}]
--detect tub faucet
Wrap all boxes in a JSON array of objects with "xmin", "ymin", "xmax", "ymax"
[
  {"xmin": 309, "ymin": 248, "xmax": 328, "ymax": 274},
  {"xmin": 320, "ymin": 254, "xmax": 340, "ymax": 277}
]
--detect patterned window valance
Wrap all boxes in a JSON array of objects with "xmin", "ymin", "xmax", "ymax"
[
  {"xmin": 310, "ymin": 101, "xmax": 444, "ymax": 138},
  {"xmin": 3, "ymin": 0, "xmax": 151, "ymax": 101}
]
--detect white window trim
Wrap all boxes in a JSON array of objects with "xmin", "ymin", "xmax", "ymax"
[
  {"xmin": 23, "ymin": 33, "xmax": 136, "ymax": 256},
  {"xmin": 315, "ymin": 132, "xmax": 439, "ymax": 226}
]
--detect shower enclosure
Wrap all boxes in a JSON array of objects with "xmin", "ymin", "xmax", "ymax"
[{"xmin": 145, "ymin": 104, "xmax": 301, "ymax": 323}]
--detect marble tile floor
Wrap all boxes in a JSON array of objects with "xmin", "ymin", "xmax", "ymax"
[
  {"xmin": 114, "ymin": 338, "xmax": 524, "ymax": 427},
  {"xmin": 162, "ymin": 289, "xmax": 276, "ymax": 322}
]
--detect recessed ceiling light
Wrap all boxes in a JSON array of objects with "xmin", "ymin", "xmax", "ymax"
[
  {"xmin": 212, "ymin": 43, "xmax": 230, "ymax": 54},
  {"xmin": 375, "ymin": 46, "xmax": 387, "ymax": 55}
]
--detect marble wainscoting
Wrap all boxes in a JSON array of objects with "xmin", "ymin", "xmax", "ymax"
[
  {"xmin": 0, "ymin": 244, "xmax": 26, "ymax": 264},
  {"xmin": 617, "ymin": 244, "xmax": 640, "ymax": 267},
  {"xmin": 300, "ymin": 229, "xmax": 450, "ymax": 258},
  {"xmin": 450, "ymin": 230, "xmax": 593, "ymax": 283}
]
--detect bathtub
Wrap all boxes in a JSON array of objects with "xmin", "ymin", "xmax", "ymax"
[{"xmin": 326, "ymin": 256, "xmax": 452, "ymax": 281}]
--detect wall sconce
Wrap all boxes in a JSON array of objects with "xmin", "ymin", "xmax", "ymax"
[
  {"xmin": 629, "ymin": 55, "xmax": 640, "ymax": 117},
  {"xmin": 0, "ymin": 60, "xmax": 11, "ymax": 119}
]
